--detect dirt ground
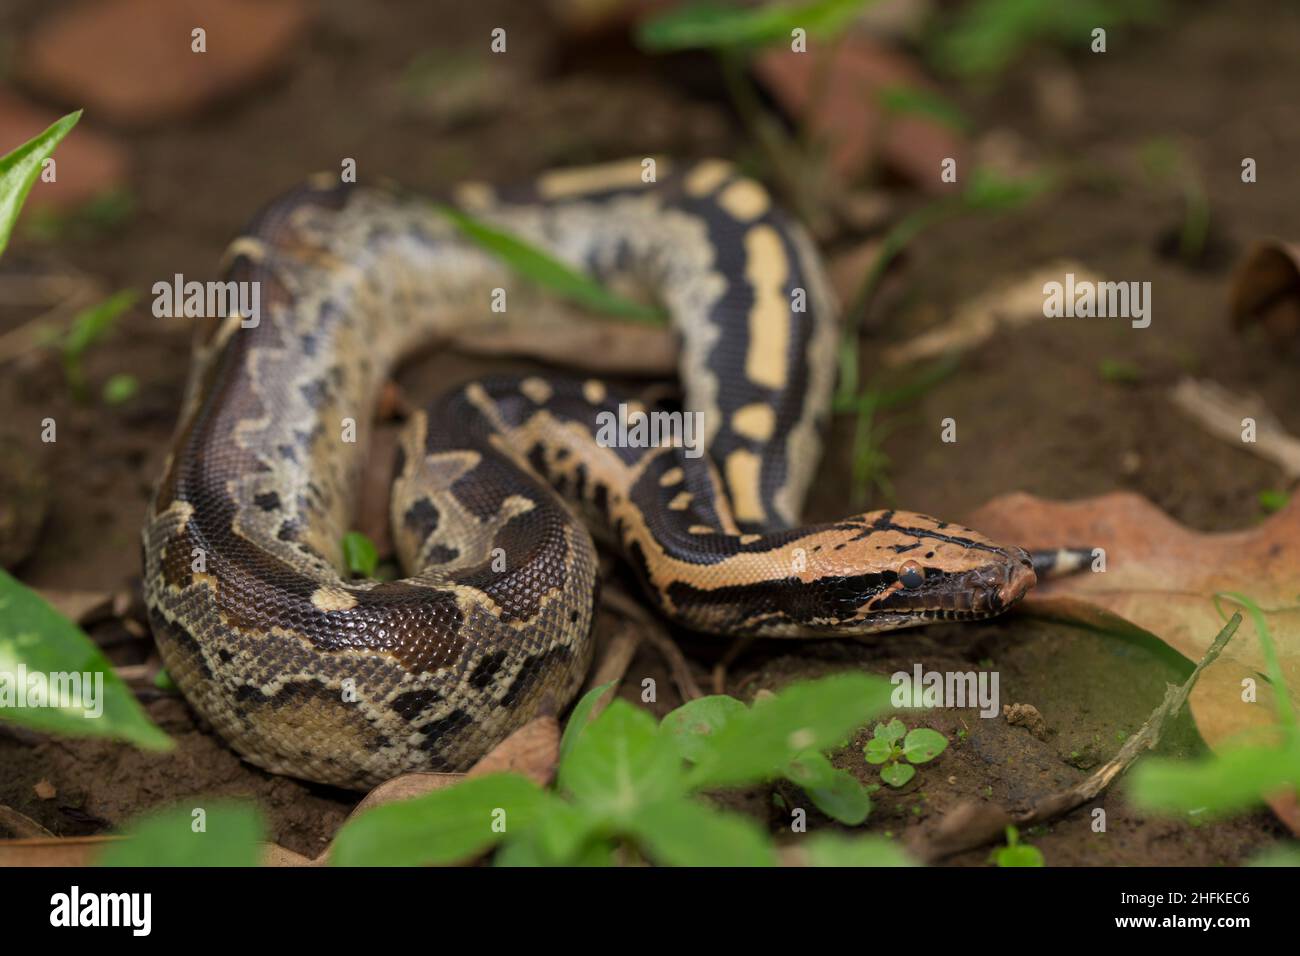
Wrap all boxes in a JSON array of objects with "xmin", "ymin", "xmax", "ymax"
[{"xmin": 1, "ymin": 0, "xmax": 1295, "ymax": 863}]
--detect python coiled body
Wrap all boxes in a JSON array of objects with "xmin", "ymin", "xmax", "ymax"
[{"xmin": 143, "ymin": 159, "xmax": 1035, "ymax": 788}]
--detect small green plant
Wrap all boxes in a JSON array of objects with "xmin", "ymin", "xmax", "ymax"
[
  {"xmin": 101, "ymin": 372, "xmax": 139, "ymax": 405},
  {"xmin": 1129, "ymin": 595, "xmax": 1299, "ymax": 819},
  {"xmin": 929, "ymin": 0, "xmax": 1164, "ymax": 79},
  {"xmin": 842, "ymin": 353, "xmax": 960, "ymax": 507},
  {"xmin": 60, "ymin": 289, "xmax": 138, "ymax": 402},
  {"xmin": 0, "ymin": 109, "xmax": 81, "ymax": 256},
  {"xmin": 864, "ymin": 717, "xmax": 949, "ymax": 788},
  {"xmin": 992, "ymin": 825, "xmax": 1044, "ymax": 867},
  {"xmin": 331, "ymin": 673, "xmax": 911, "ymax": 866},
  {"xmin": 341, "ymin": 530, "xmax": 380, "ymax": 579},
  {"xmin": 1257, "ymin": 490, "xmax": 1288, "ymax": 515},
  {"xmin": 1099, "ymin": 358, "xmax": 1142, "ymax": 384},
  {"xmin": 1139, "ymin": 137, "xmax": 1211, "ymax": 264}
]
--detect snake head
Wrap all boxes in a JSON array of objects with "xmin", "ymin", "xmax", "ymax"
[{"xmin": 774, "ymin": 510, "xmax": 1037, "ymax": 635}]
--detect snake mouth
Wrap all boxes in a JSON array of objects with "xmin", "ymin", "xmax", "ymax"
[{"xmin": 879, "ymin": 549, "xmax": 1037, "ymax": 621}]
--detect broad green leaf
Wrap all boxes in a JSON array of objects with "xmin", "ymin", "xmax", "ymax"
[
  {"xmin": 637, "ymin": 0, "xmax": 872, "ymax": 52},
  {"xmin": 331, "ymin": 772, "xmax": 547, "ymax": 866},
  {"xmin": 864, "ymin": 737, "xmax": 894, "ymax": 765},
  {"xmin": 341, "ymin": 531, "xmax": 379, "ymax": 578},
  {"xmin": 627, "ymin": 797, "xmax": 776, "ymax": 866},
  {"xmin": 784, "ymin": 750, "xmax": 872, "ymax": 824},
  {"xmin": 0, "ymin": 110, "xmax": 80, "ymax": 258},
  {"xmin": 559, "ymin": 680, "xmax": 616, "ymax": 763},
  {"xmin": 97, "ymin": 801, "xmax": 262, "ymax": 867},
  {"xmin": 660, "ymin": 694, "xmax": 747, "ymax": 762},
  {"xmin": 903, "ymin": 727, "xmax": 949, "ymax": 764},
  {"xmin": 493, "ymin": 803, "xmax": 613, "ymax": 867},
  {"xmin": 1128, "ymin": 742, "xmax": 1300, "ymax": 819},
  {"xmin": 880, "ymin": 761, "xmax": 915, "ymax": 787},
  {"xmin": 687, "ymin": 673, "xmax": 894, "ymax": 789},
  {"xmin": 558, "ymin": 698, "xmax": 685, "ymax": 819},
  {"xmin": 436, "ymin": 204, "xmax": 666, "ymax": 325},
  {"xmin": 801, "ymin": 833, "xmax": 915, "ymax": 867},
  {"xmin": 0, "ymin": 569, "xmax": 171, "ymax": 750}
]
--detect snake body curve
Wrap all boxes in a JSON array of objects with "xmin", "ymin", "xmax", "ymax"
[{"xmin": 142, "ymin": 159, "xmax": 1035, "ymax": 788}]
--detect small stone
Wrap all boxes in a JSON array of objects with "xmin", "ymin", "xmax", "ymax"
[
  {"xmin": 34, "ymin": 779, "xmax": 57, "ymax": 800},
  {"xmin": 20, "ymin": 0, "xmax": 311, "ymax": 128}
]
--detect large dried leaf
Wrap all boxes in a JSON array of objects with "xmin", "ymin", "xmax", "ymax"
[{"xmin": 967, "ymin": 490, "xmax": 1300, "ymax": 830}]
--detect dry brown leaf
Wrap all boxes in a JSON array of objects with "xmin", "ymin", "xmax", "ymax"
[
  {"xmin": 465, "ymin": 715, "xmax": 561, "ymax": 786},
  {"xmin": 0, "ymin": 835, "xmax": 118, "ymax": 867},
  {"xmin": 1230, "ymin": 239, "xmax": 1300, "ymax": 344},
  {"xmin": 967, "ymin": 490, "xmax": 1300, "ymax": 830},
  {"xmin": 882, "ymin": 260, "xmax": 1102, "ymax": 367}
]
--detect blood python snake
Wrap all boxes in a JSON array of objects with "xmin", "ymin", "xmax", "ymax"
[{"xmin": 142, "ymin": 158, "xmax": 1037, "ymax": 788}]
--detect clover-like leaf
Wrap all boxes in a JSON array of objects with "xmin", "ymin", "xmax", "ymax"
[
  {"xmin": 559, "ymin": 680, "xmax": 615, "ymax": 763},
  {"xmin": 864, "ymin": 736, "xmax": 895, "ymax": 765},
  {"xmin": 880, "ymin": 761, "xmax": 915, "ymax": 788},
  {"xmin": 903, "ymin": 727, "xmax": 949, "ymax": 764},
  {"xmin": 876, "ymin": 717, "xmax": 906, "ymax": 744}
]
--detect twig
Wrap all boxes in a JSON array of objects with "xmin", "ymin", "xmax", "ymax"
[
  {"xmin": 601, "ymin": 586, "xmax": 704, "ymax": 703},
  {"xmin": 911, "ymin": 613, "xmax": 1242, "ymax": 863}
]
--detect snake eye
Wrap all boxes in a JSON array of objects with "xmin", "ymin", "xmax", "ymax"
[{"xmin": 899, "ymin": 561, "xmax": 925, "ymax": 589}]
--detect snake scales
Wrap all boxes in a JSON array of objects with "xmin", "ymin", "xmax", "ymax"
[{"xmin": 142, "ymin": 158, "xmax": 1036, "ymax": 788}]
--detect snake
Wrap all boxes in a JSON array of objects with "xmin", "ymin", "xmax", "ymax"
[{"xmin": 142, "ymin": 158, "xmax": 1039, "ymax": 789}]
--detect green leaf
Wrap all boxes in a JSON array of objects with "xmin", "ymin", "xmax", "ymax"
[
  {"xmin": 627, "ymin": 797, "xmax": 776, "ymax": 866},
  {"xmin": 436, "ymin": 203, "xmax": 666, "ymax": 325},
  {"xmin": 63, "ymin": 289, "xmax": 137, "ymax": 361},
  {"xmin": 784, "ymin": 750, "xmax": 873, "ymax": 824},
  {"xmin": 864, "ymin": 736, "xmax": 894, "ymax": 764},
  {"xmin": 876, "ymin": 84, "xmax": 970, "ymax": 132},
  {"xmin": 560, "ymin": 680, "xmax": 616, "ymax": 763},
  {"xmin": 1258, "ymin": 490, "xmax": 1289, "ymax": 514},
  {"xmin": 801, "ymin": 833, "xmax": 915, "ymax": 867},
  {"xmin": 341, "ymin": 531, "xmax": 379, "ymax": 578},
  {"xmin": 493, "ymin": 800, "xmax": 605, "ymax": 866},
  {"xmin": 687, "ymin": 673, "xmax": 894, "ymax": 789},
  {"xmin": 1128, "ymin": 742, "xmax": 1300, "ymax": 819},
  {"xmin": 0, "ymin": 569, "xmax": 171, "ymax": 750},
  {"xmin": 102, "ymin": 373, "xmax": 139, "ymax": 405},
  {"xmin": 877, "ymin": 717, "xmax": 907, "ymax": 744},
  {"xmin": 995, "ymin": 843, "xmax": 1045, "ymax": 867},
  {"xmin": 637, "ymin": 0, "xmax": 872, "ymax": 52},
  {"xmin": 97, "ymin": 801, "xmax": 262, "ymax": 867},
  {"xmin": 880, "ymin": 761, "xmax": 915, "ymax": 787},
  {"xmin": 903, "ymin": 727, "xmax": 949, "ymax": 764},
  {"xmin": 331, "ymin": 773, "xmax": 548, "ymax": 866},
  {"xmin": 1247, "ymin": 845, "xmax": 1300, "ymax": 867},
  {"xmin": 0, "ymin": 110, "xmax": 80, "ymax": 258},
  {"xmin": 661, "ymin": 694, "xmax": 747, "ymax": 762},
  {"xmin": 558, "ymin": 699, "xmax": 685, "ymax": 819}
]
